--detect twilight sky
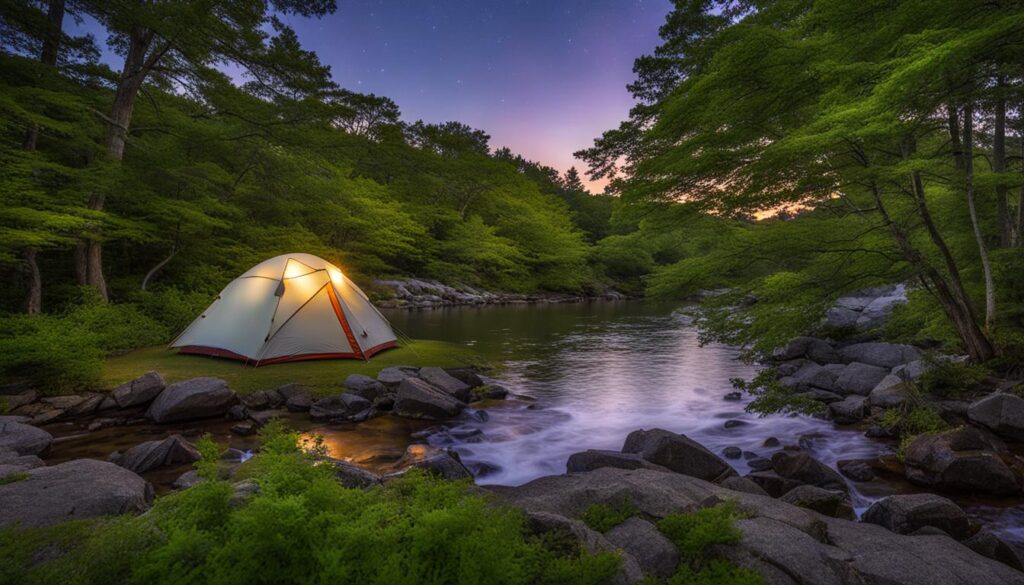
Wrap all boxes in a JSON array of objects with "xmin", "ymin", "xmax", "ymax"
[{"xmin": 74, "ymin": 0, "xmax": 672, "ymax": 192}]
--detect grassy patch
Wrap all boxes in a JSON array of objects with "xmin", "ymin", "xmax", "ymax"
[
  {"xmin": 580, "ymin": 498, "xmax": 639, "ymax": 532},
  {"xmin": 102, "ymin": 340, "xmax": 488, "ymax": 396},
  {"xmin": 0, "ymin": 472, "xmax": 28, "ymax": 485}
]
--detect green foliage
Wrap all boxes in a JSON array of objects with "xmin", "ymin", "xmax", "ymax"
[
  {"xmin": 733, "ymin": 370, "xmax": 826, "ymax": 417},
  {"xmin": 2, "ymin": 422, "xmax": 620, "ymax": 585},
  {"xmin": 0, "ymin": 472, "xmax": 27, "ymax": 485},
  {"xmin": 193, "ymin": 435, "xmax": 222, "ymax": 481},
  {"xmin": 916, "ymin": 356, "xmax": 990, "ymax": 399},
  {"xmin": 580, "ymin": 499, "xmax": 639, "ymax": 533},
  {"xmin": 653, "ymin": 503, "xmax": 763, "ymax": 585},
  {"xmin": 883, "ymin": 291, "xmax": 960, "ymax": 350}
]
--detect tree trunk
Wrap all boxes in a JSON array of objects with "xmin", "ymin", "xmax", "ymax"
[
  {"xmin": 24, "ymin": 249, "xmax": 41, "ymax": 315},
  {"xmin": 993, "ymin": 81, "xmax": 1010, "ymax": 247},
  {"xmin": 22, "ymin": 0, "xmax": 65, "ymax": 151},
  {"xmin": 141, "ymin": 245, "xmax": 177, "ymax": 291},
  {"xmin": 947, "ymin": 104, "xmax": 963, "ymax": 171},
  {"xmin": 963, "ymin": 102, "xmax": 997, "ymax": 332}
]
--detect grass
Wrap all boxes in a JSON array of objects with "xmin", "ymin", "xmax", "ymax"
[{"xmin": 102, "ymin": 340, "xmax": 488, "ymax": 396}]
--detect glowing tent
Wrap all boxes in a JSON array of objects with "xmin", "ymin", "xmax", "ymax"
[{"xmin": 170, "ymin": 253, "xmax": 397, "ymax": 364}]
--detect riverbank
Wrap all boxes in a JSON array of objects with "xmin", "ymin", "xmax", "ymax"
[{"xmin": 371, "ymin": 277, "xmax": 626, "ymax": 309}]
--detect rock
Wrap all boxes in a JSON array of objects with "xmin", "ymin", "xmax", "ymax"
[
  {"xmin": 745, "ymin": 470, "xmax": 806, "ymax": 497},
  {"xmin": 393, "ymin": 377, "xmax": 465, "ymax": 420},
  {"xmin": 2, "ymin": 390, "xmax": 36, "ymax": 411},
  {"xmin": 418, "ymin": 367, "xmax": 471, "ymax": 402},
  {"xmin": 718, "ymin": 476, "xmax": 769, "ymax": 496},
  {"xmin": 825, "ymin": 306, "xmax": 860, "ymax": 329},
  {"xmin": 967, "ymin": 393, "xmax": 1024, "ymax": 442},
  {"xmin": 116, "ymin": 435, "xmax": 201, "ymax": 474},
  {"xmin": 893, "ymin": 359, "xmax": 928, "ymax": 381},
  {"xmin": 0, "ymin": 420, "xmax": 52, "ymax": 456},
  {"xmin": 230, "ymin": 422, "xmax": 256, "ymax": 436},
  {"xmin": 98, "ymin": 396, "xmax": 118, "ymax": 411},
  {"xmin": 868, "ymin": 375, "xmax": 909, "ymax": 408},
  {"xmin": 309, "ymin": 393, "xmax": 373, "ymax": 422},
  {"xmin": 325, "ymin": 458, "xmax": 382, "ymax": 488},
  {"xmin": 285, "ymin": 393, "xmax": 313, "ymax": 412},
  {"xmin": 274, "ymin": 383, "xmax": 306, "ymax": 401},
  {"xmin": 342, "ymin": 374, "xmax": 388, "ymax": 401},
  {"xmin": 64, "ymin": 393, "xmax": 104, "ymax": 418},
  {"xmin": 771, "ymin": 450, "xmax": 847, "ymax": 492},
  {"xmin": 856, "ymin": 290, "xmax": 907, "ymax": 329},
  {"xmin": 724, "ymin": 391, "xmax": 742, "ymax": 401},
  {"xmin": 0, "ymin": 459, "xmax": 152, "ymax": 527},
  {"xmin": 835, "ymin": 362, "xmax": 890, "ymax": 396},
  {"xmin": 478, "ymin": 385, "xmax": 509, "ymax": 400},
  {"xmin": 621, "ymin": 428, "xmax": 737, "ymax": 482},
  {"xmin": 377, "ymin": 365, "xmax": 419, "ymax": 387},
  {"xmin": 220, "ymin": 448, "xmax": 246, "ymax": 462},
  {"xmin": 566, "ymin": 450, "xmax": 669, "ymax": 473},
  {"xmin": 522, "ymin": 510, "xmax": 644, "ymax": 585},
  {"xmin": 964, "ymin": 528, "xmax": 1024, "ymax": 571},
  {"xmin": 240, "ymin": 389, "xmax": 283, "ymax": 410},
  {"xmin": 112, "ymin": 371, "xmax": 166, "ymax": 408},
  {"xmin": 604, "ymin": 517, "xmax": 680, "ymax": 578},
  {"xmin": 723, "ymin": 446, "xmax": 742, "ymax": 459},
  {"xmin": 32, "ymin": 408, "xmax": 63, "ymax": 425},
  {"xmin": 779, "ymin": 485, "xmax": 854, "ymax": 519},
  {"xmin": 777, "ymin": 360, "xmax": 804, "ymax": 377},
  {"xmin": 173, "ymin": 470, "xmax": 203, "ymax": 490},
  {"xmin": 773, "ymin": 337, "xmax": 838, "ymax": 363},
  {"xmin": 903, "ymin": 427, "xmax": 1020, "ymax": 494},
  {"xmin": 146, "ymin": 377, "xmax": 236, "ymax": 423},
  {"xmin": 763, "ymin": 437, "xmax": 781, "ymax": 448},
  {"xmin": 249, "ymin": 410, "xmax": 279, "ymax": 427},
  {"xmin": 444, "ymin": 367, "xmax": 485, "ymax": 388},
  {"xmin": 786, "ymin": 362, "xmax": 838, "ymax": 391},
  {"xmin": 724, "ymin": 419, "xmax": 748, "ymax": 429},
  {"xmin": 839, "ymin": 342, "xmax": 921, "ymax": 369},
  {"xmin": 229, "ymin": 479, "xmax": 259, "ymax": 508},
  {"xmin": 829, "ymin": 395, "xmax": 868, "ymax": 424},
  {"xmin": 837, "ymin": 459, "xmax": 876, "ymax": 482},
  {"xmin": 225, "ymin": 404, "xmax": 248, "ymax": 421},
  {"xmin": 862, "ymin": 494, "xmax": 970, "ymax": 540},
  {"xmin": 748, "ymin": 458, "xmax": 772, "ymax": 471},
  {"xmin": 390, "ymin": 444, "xmax": 471, "ymax": 480},
  {"xmin": 0, "ymin": 451, "xmax": 44, "ymax": 480},
  {"xmin": 40, "ymin": 394, "xmax": 86, "ymax": 410},
  {"xmin": 812, "ymin": 389, "xmax": 844, "ymax": 403}
]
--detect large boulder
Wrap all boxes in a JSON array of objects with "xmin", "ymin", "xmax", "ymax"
[
  {"xmin": 393, "ymin": 377, "xmax": 465, "ymax": 420},
  {"xmin": 839, "ymin": 342, "xmax": 921, "ymax": 369},
  {"xmin": 835, "ymin": 362, "xmax": 889, "ymax": 396},
  {"xmin": 868, "ymin": 375, "xmax": 910, "ymax": 408},
  {"xmin": 0, "ymin": 448, "xmax": 44, "ymax": 480},
  {"xmin": 770, "ymin": 450, "xmax": 848, "ymax": 492},
  {"xmin": 0, "ymin": 459, "xmax": 152, "ymax": 527},
  {"xmin": 523, "ymin": 510, "xmax": 644, "ymax": 585},
  {"xmin": 0, "ymin": 419, "xmax": 52, "ymax": 456},
  {"xmin": 377, "ymin": 365, "xmax": 419, "ymax": 388},
  {"xmin": 566, "ymin": 449, "xmax": 669, "ymax": 474},
  {"xmin": 621, "ymin": 428, "xmax": 736, "ymax": 482},
  {"xmin": 604, "ymin": 517, "xmax": 680, "ymax": 579},
  {"xmin": 390, "ymin": 444, "xmax": 471, "ymax": 480},
  {"xmin": 856, "ymin": 290, "xmax": 906, "ymax": 330},
  {"xmin": 779, "ymin": 485, "xmax": 854, "ymax": 519},
  {"xmin": 773, "ymin": 337, "xmax": 838, "ymax": 363},
  {"xmin": 824, "ymin": 306, "xmax": 860, "ymax": 329},
  {"xmin": 417, "ymin": 367, "xmax": 471, "ymax": 402},
  {"xmin": 112, "ymin": 371, "xmax": 166, "ymax": 408},
  {"xmin": 829, "ymin": 395, "xmax": 867, "ymax": 424},
  {"xmin": 862, "ymin": 494, "xmax": 970, "ymax": 540},
  {"xmin": 146, "ymin": 377, "xmax": 236, "ymax": 423},
  {"xmin": 342, "ymin": 374, "xmax": 388, "ymax": 401},
  {"xmin": 903, "ymin": 427, "xmax": 1020, "ymax": 494},
  {"xmin": 785, "ymin": 363, "xmax": 838, "ymax": 391},
  {"xmin": 967, "ymin": 393, "xmax": 1024, "ymax": 442},
  {"xmin": 309, "ymin": 394, "xmax": 373, "ymax": 422},
  {"xmin": 964, "ymin": 528, "xmax": 1024, "ymax": 571},
  {"xmin": 115, "ymin": 435, "xmax": 201, "ymax": 474}
]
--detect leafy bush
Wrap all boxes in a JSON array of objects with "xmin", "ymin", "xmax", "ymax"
[
  {"xmin": 580, "ymin": 498, "xmax": 639, "ymax": 532},
  {"xmin": 733, "ymin": 369, "xmax": 826, "ymax": 417},
  {"xmin": 655, "ymin": 503, "xmax": 762, "ymax": 585},
  {"xmin": 2, "ymin": 420, "xmax": 621, "ymax": 585},
  {"xmin": 916, "ymin": 355, "xmax": 989, "ymax": 398}
]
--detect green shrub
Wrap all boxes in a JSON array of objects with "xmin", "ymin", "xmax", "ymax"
[
  {"xmin": 654, "ymin": 503, "xmax": 762, "ymax": 585},
  {"xmin": 916, "ymin": 355, "xmax": 989, "ymax": 398},
  {"xmin": 733, "ymin": 370, "xmax": 826, "ymax": 417},
  {"xmin": 580, "ymin": 498, "xmax": 639, "ymax": 532},
  {"xmin": 663, "ymin": 559, "xmax": 763, "ymax": 585},
  {"xmin": 2, "ymin": 420, "xmax": 621, "ymax": 585}
]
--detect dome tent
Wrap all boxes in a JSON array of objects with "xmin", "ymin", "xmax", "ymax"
[{"xmin": 170, "ymin": 253, "xmax": 397, "ymax": 364}]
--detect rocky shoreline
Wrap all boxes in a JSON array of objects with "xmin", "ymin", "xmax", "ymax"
[{"xmin": 372, "ymin": 277, "xmax": 626, "ymax": 309}]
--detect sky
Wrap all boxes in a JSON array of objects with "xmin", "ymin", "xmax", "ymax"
[{"xmin": 71, "ymin": 0, "xmax": 672, "ymax": 192}]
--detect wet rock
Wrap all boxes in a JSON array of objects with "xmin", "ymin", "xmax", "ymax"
[
  {"xmin": 173, "ymin": 470, "xmax": 203, "ymax": 490},
  {"xmin": 342, "ymin": 374, "xmax": 388, "ymax": 401},
  {"xmin": 418, "ymin": 367, "xmax": 471, "ymax": 402},
  {"xmin": 0, "ymin": 419, "xmax": 52, "ymax": 456},
  {"xmin": 112, "ymin": 371, "xmax": 166, "ymax": 408},
  {"xmin": 773, "ymin": 337, "xmax": 838, "ymax": 363},
  {"xmin": 779, "ymin": 485, "xmax": 854, "ymax": 519},
  {"xmin": 377, "ymin": 365, "xmax": 420, "ymax": 388},
  {"xmin": 444, "ymin": 367, "xmax": 485, "ymax": 388},
  {"xmin": 605, "ymin": 517, "xmax": 680, "ymax": 579},
  {"xmin": 117, "ymin": 435, "xmax": 201, "ymax": 474},
  {"xmin": 964, "ymin": 528, "xmax": 1024, "ymax": 571},
  {"xmin": 285, "ymin": 393, "xmax": 313, "ymax": 412},
  {"xmin": 771, "ymin": 450, "xmax": 847, "ymax": 492},
  {"xmin": 967, "ymin": 393, "xmax": 1024, "ymax": 442},
  {"xmin": 839, "ymin": 342, "xmax": 921, "ymax": 369},
  {"xmin": 393, "ymin": 377, "xmax": 465, "ymax": 420},
  {"xmin": 786, "ymin": 362, "xmax": 839, "ymax": 391},
  {"xmin": 225, "ymin": 404, "xmax": 248, "ymax": 421},
  {"xmin": 812, "ymin": 389, "xmax": 844, "ymax": 403},
  {"xmin": 477, "ymin": 385, "xmax": 509, "ymax": 400},
  {"xmin": 723, "ymin": 391, "xmax": 742, "ymax": 401},
  {"xmin": 249, "ymin": 410, "xmax": 279, "ymax": 428},
  {"xmin": 621, "ymin": 428, "xmax": 737, "ymax": 483},
  {"xmin": 862, "ymin": 494, "xmax": 970, "ymax": 540},
  {"xmin": 835, "ymin": 362, "xmax": 889, "ymax": 396},
  {"xmin": 903, "ymin": 427, "xmax": 1020, "ymax": 494},
  {"xmin": 723, "ymin": 446, "xmax": 742, "ymax": 459},
  {"xmin": 829, "ymin": 395, "xmax": 868, "ymax": 424},
  {"xmin": 777, "ymin": 360, "xmax": 804, "ymax": 377},
  {"xmin": 309, "ymin": 393, "xmax": 373, "ymax": 422},
  {"xmin": 230, "ymin": 422, "xmax": 256, "ymax": 436},
  {"xmin": 763, "ymin": 437, "xmax": 781, "ymax": 448},
  {"xmin": 837, "ymin": 459, "xmax": 876, "ymax": 482},
  {"xmin": 146, "ymin": 377, "xmax": 237, "ymax": 423},
  {"xmin": 220, "ymin": 448, "xmax": 246, "ymax": 462},
  {"xmin": 868, "ymin": 375, "xmax": 909, "ymax": 408},
  {"xmin": 724, "ymin": 419, "xmax": 748, "ymax": 429},
  {"xmin": 324, "ymin": 458, "xmax": 382, "ymax": 488},
  {"xmin": 745, "ymin": 470, "xmax": 806, "ymax": 497},
  {"xmin": 566, "ymin": 449, "xmax": 669, "ymax": 473},
  {"xmin": 748, "ymin": 458, "xmax": 772, "ymax": 471},
  {"xmin": 0, "ymin": 459, "xmax": 152, "ymax": 527},
  {"xmin": 390, "ymin": 444, "xmax": 471, "ymax": 480},
  {"xmin": 718, "ymin": 476, "xmax": 769, "ymax": 496}
]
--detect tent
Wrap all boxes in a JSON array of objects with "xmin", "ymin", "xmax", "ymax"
[{"xmin": 170, "ymin": 253, "xmax": 397, "ymax": 364}]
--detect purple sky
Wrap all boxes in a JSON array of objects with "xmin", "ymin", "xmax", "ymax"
[{"xmin": 73, "ymin": 0, "xmax": 671, "ymax": 192}]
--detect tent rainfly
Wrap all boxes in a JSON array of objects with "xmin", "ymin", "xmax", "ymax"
[{"xmin": 170, "ymin": 253, "xmax": 397, "ymax": 364}]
